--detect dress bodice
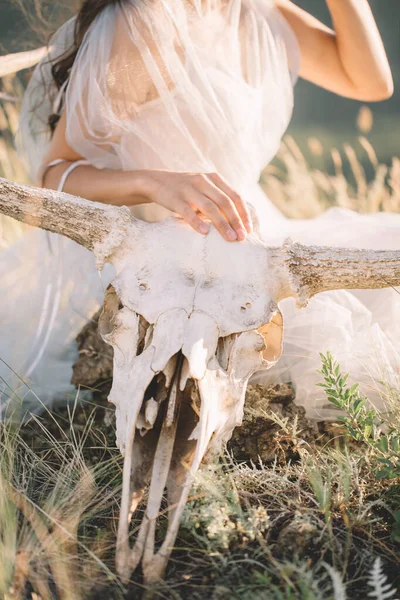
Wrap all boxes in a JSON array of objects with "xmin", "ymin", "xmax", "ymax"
[
  {"xmin": 122, "ymin": 1, "xmax": 298, "ymax": 180},
  {"xmin": 87, "ymin": 0, "xmax": 298, "ymax": 221}
]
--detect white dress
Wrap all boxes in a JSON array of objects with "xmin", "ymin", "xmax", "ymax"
[{"xmin": 2, "ymin": 0, "xmax": 400, "ymax": 420}]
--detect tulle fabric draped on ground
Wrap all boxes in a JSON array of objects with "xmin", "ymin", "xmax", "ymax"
[
  {"xmin": 249, "ymin": 203, "xmax": 400, "ymax": 420},
  {"xmin": 2, "ymin": 0, "xmax": 399, "ymax": 419},
  {"xmin": 0, "ymin": 227, "xmax": 114, "ymax": 415}
]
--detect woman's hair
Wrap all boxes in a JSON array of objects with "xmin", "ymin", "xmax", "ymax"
[{"xmin": 47, "ymin": 0, "xmax": 122, "ymax": 133}]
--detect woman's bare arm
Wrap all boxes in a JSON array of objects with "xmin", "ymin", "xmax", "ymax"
[
  {"xmin": 39, "ymin": 110, "xmax": 151, "ymax": 206},
  {"xmin": 38, "ymin": 110, "xmax": 252, "ymax": 241},
  {"xmin": 276, "ymin": 0, "xmax": 394, "ymax": 101}
]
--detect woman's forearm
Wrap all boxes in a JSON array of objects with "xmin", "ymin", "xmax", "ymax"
[
  {"xmin": 326, "ymin": 0, "xmax": 394, "ymax": 98},
  {"xmin": 43, "ymin": 161, "xmax": 151, "ymax": 207},
  {"xmin": 42, "ymin": 162, "xmax": 253, "ymax": 241}
]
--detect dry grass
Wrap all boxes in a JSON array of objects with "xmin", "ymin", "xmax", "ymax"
[
  {"xmin": 1, "ymin": 388, "xmax": 399, "ymax": 600},
  {"xmin": 261, "ymin": 106, "xmax": 400, "ymax": 219}
]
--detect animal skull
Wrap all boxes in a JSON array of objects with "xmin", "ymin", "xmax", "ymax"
[
  {"xmin": 96, "ymin": 216, "xmax": 285, "ymax": 581},
  {"xmin": 2, "ymin": 177, "xmax": 400, "ymax": 583}
]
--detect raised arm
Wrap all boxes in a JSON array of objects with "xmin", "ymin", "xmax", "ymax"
[{"xmin": 275, "ymin": 0, "xmax": 394, "ymax": 101}]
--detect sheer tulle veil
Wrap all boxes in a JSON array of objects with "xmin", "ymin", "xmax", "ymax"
[{"xmin": 17, "ymin": 0, "xmax": 300, "ymax": 186}]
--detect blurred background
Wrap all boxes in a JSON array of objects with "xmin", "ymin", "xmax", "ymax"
[{"xmin": 0, "ymin": 0, "xmax": 399, "ymax": 184}]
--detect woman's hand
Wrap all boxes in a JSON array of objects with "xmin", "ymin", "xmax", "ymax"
[{"xmin": 139, "ymin": 169, "xmax": 253, "ymax": 241}]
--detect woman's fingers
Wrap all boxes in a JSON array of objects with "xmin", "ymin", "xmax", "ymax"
[
  {"xmin": 207, "ymin": 172, "xmax": 253, "ymax": 234},
  {"xmin": 185, "ymin": 191, "xmax": 238, "ymax": 241},
  {"xmin": 194, "ymin": 195, "xmax": 240, "ymax": 240},
  {"xmin": 197, "ymin": 179, "xmax": 247, "ymax": 241},
  {"xmin": 194, "ymin": 196, "xmax": 239, "ymax": 241},
  {"xmin": 178, "ymin": 202, "xmax": 210, "ymax": 235},
  {"xmin": 145, "ymin": 169, "xmax": 252, "ymax": 241}
]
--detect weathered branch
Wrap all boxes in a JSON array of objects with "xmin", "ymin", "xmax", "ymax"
[
  {"xmin": 281, "ymin": 240, "xmax": 400, "ymax": 307},
  {"xmin": 0, "ymin": 46, "xmax": 49, "ymax": 78},
  {"xmin": 0, "ymin": 176, "xmax": 133, "ymax": 258}
]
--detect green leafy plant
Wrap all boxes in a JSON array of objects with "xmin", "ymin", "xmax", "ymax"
[{"xmin": 318, "ymin": 352, "xmax": 400, "ymax": 480}]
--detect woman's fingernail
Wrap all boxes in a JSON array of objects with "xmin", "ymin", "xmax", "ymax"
[
  {"xmin": 199, "ymin": 223, "xmax": 209, "ymax": 234},
  {"xmin": 226, "ymin": 228, "xmax": 237, "ymax": 241},
  {"xmin": 237, "ymin": 228, "xmax": 247, "ymax": 241}
]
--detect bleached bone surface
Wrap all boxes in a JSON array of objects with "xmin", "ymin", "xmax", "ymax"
[
  {"xmin": 110, "ymin": 217, "xmax": 283, "ymax": 337},
  {"xmin": 1, "ymin": 175, "xmax": 400, "ymax": 584}
]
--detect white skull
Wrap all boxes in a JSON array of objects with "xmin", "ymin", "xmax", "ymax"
[{"xmin": 97, "ymin": 216, "xmax": 284, "ymax": 582}]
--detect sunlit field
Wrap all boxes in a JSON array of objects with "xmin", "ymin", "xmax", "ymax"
[{"xmin": 1, "ymin": 73, "xmax": 400, "ymax": 599}]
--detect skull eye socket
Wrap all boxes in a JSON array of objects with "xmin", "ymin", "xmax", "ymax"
[
  {"xmin": 257, "ymin": 310, "xmax": 283, "ymax": 363},
  {"xmin": 99, "ymin": 284, "xmax": 121, "ymax": 337},
  {"xmin": 137, "ymin": 315, "xmax": 152, "ymax": 355}
]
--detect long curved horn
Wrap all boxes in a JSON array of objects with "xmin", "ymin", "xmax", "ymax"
[
  {"xmin": 0, "ymin": 47, "xmax": 49, "ymax": 78},
  {"xmin": 272, "ymin": 239, "xmax": 400, "ymax": 307},
  {"xmin": 0, "ymin": 176, "xmax": 133, "ymax": 262}
]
